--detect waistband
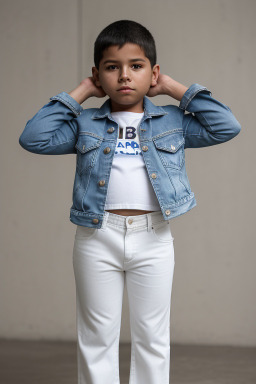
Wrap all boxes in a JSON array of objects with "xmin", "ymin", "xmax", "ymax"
[{"xmin": 101, "ymin": 210, "xmax": 167, "ymax": 232}]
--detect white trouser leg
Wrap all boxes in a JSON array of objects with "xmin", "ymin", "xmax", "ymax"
[
  {"xmin": 73, "ymin": 223, "xmax": 125, "ymax": 384},
  {"xmin": 124, "ymin": 221, "xmax": 175, "ymax": 384}
]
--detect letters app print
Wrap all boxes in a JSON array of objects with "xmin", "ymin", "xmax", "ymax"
[{"xmin": 116, "ymin": 125, "xmax": 142, "ymax": 156}]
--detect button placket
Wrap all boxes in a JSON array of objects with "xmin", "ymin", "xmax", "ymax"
[
  {"xmin": 124, "ymin": 217, "xmax": 135, "ymax": 263},
  {"xmin": 126, "ymin": 217, "xmax": 135, "ymax": 231}
]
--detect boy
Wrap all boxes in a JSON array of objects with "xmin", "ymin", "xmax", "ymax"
[{"xmin": 19, "ymin": 20, "xmax": 241, "ymax": 384}]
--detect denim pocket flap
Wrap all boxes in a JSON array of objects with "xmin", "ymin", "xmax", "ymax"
[
  {"xmin": 75, "ymin": 134, "xmax": 103, "ymax": 154},
  {"xmin": 153, "ymin": 132, "xmax": 184, "ymax": 153}
]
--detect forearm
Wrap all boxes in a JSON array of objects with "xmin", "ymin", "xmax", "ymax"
[
  {"xmin": 19, "ymin": 79, "xmax": 98, "ymax": 155},
  {"xmin": 19, "ymin": 92, "xmax": 83, "ymax": 155},
  {"xmin": 68, "ymin": 82, "xmax": 92, "ymax": 104},
  {"xmin": 180, "ymin": 83, "xmax": 241, "ymax": 148},
  {"xmin": 164, "ymin": 78, "xmax": 189, "ymax": 101}
]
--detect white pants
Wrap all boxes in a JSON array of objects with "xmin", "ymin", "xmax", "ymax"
[{"xmin": 72, "ymin": 210, "xmax": 175, "ymax": 384}]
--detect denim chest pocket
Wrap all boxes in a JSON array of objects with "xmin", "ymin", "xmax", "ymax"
[
  {"xmin": 153, "ymin": 131, "xmax": 185, "ymax": 170},
  {"xmin": 75, "ymin": 134, "xmax": 103, "ymax": 175}
]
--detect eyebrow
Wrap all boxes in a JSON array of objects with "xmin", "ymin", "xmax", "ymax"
[{"xmin": 102, "ymin": 58, "xmax": 147, "ymax": 65}]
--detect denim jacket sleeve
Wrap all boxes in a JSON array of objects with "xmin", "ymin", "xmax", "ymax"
[
  {"xmin": 179, "ymin": 84, "xmax": 241, "ymax": 148},
  {"xmin": 19, "ymin": 92, "xmax": 83, "ymax": 154}
]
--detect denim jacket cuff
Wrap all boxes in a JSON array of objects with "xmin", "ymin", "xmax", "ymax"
[
  {"xmin": 50, "ymin": 92, "xmax": 84, "ymax": 117},
  {"xmin": 179, "ymin": 83, "xmax": 212, "ymax": 110}
]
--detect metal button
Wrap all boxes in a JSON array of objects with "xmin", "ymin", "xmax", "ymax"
[
  {"xmin": 98, "ymin": 180, "xmax": 105, "ymax": 186},
  {"xmin": 171, "ymin": 145, "xmax": 176, "ymax": 150},
  {"xmin": 92, "ymin": 218, "xmax": 99, "ymax": 224},
  {"xmin": 107, "ymin": 127, "xmax": 115, "ymax": 133},
  {"xmin": 142, "ymin": 145, "xmax": 148, "ymax": 151},
  {"xmin": 165, "ymin": 210, "xmax": 171, "ymax": 216},
  {"xmin": 103, "ymin": 147, "xmax": 111, "ymax": 154},
  {"xmin": 128, "ymin": 218, "xmax": 133, "ymax": 225},
  {"xmin": 151, "ymin": 173, "xmax": 157, "ymax": 179}
]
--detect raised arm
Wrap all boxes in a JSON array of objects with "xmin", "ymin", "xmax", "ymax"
[
  {"xmin": 147, "ymin": 75, "xmax": 241, "ymax": 148},
  {"xmin": 19, "ymin": 78, "xmax": 106, "ymax": 155},
  {"xmin": 178, "ymin": 84, "xmax": 241, "ymax": 148}
]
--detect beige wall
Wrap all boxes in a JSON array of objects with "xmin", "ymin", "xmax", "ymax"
[{"xmin": 1, "ymin": 0, "xmax": 255, "ymax": 346}]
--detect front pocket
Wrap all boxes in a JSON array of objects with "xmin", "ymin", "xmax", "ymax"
[
  {"xmin": 75, "ymin": 225, "xmax": 98, "ymax": 241},
  {"xmin": 75, "ymin": 134, "xmax": 103, "ymax": 174},
  {"xmin": 153, "ymin": 131, "xmax": 185, "ymax": 170},
  {"xmin": 152, "ymin": 221, "xmax": 174, "ymax": 243}
]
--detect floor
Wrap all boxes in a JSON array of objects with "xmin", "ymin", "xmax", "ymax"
[{"xmin": 0, "ymin": 340, "xmax": 255, "ymax": 384}]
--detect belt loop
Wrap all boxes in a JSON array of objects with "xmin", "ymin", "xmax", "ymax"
[
  {"xmin": 147, "ymin": 213, "xmax": 152, "ymax": 232},
  {"xmin": 101, "ymin": 211, "xmax": 109, "ymax": 230}
]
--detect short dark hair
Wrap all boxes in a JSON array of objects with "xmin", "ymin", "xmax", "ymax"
[{"xmin": 94, "ymin": 20, "xmax": 157, "ymax": 69}]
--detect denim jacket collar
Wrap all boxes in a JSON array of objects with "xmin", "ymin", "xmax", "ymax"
[{"xmin": 91, "ymin": 96, "xmax": 168, "ymax": 120}]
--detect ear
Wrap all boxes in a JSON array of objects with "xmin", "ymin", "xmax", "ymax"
[
  {"xmin": 151, "ymin": 64, "xmax": 160, "ymax": 87},
  {"xmin": 92, "ymin": 67, "xmax": 101, "ymax": 87}
]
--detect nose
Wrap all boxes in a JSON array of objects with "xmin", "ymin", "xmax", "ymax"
[{"xmin": 119, "ymin": 67, "xmax": 131, "ymax": 82}]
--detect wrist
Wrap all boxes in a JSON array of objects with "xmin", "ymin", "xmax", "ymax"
[
  {"xmin": 68, "ymin": 82, "xmax": 93, "ymax": 104},
  {"xmin": 164, "ymin": 78, "xmax": 188, "ymax": 101}
]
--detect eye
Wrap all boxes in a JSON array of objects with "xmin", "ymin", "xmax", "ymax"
[
  {"xmin": 106, "ymin": 65, "xmax": 118, "ymax": 70},
  {"xmin": 132, "ymin": 64, "xmax": 142, "ymax": 69}
]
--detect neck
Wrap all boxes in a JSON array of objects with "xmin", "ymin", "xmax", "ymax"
[{"xmin": 110, "ymin": 99, "xmax": 144, "ymax": 113}]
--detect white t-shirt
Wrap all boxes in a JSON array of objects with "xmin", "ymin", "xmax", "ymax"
[{"xmin": 104, "ymin": 111, "xmax": 161, "ymax": 211}]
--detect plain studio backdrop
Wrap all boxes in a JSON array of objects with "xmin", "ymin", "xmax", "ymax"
[{"xmin": 0, "ymin": 0, "xmax": 255, "ymax": 347}]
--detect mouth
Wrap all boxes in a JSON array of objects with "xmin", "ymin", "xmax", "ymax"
[{"xmin": 117, "ymin": 86, "xmax": 134, "ymax": 93}]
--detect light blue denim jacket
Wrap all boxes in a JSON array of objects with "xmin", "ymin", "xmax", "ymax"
[{"xmin": 19, "ymin": 83, "xmax": 241, "ymax": 228}]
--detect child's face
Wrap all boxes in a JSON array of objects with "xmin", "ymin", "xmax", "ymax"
[{"xmin": 92, "ymin": 43, "xmax": 160, "ymax": 112}]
